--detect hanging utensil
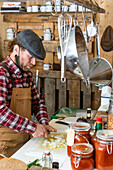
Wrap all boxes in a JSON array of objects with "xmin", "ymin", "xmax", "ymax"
[
  {"xmin": 87, "ymin": 19, "xmax": 97, "ymax": 38},
  {"xmin": 65, "ymin": 24, "xmax": 90, "ymax": 81},
  {"xmin": 58, "ymin": 7, "xmax": 72, "ymax": 83},
  {"xmin": 89, "ymin": 34, "xmax": 112, "ymax": 88},
  {"xmin": 82, "ymin": 6, "xmax": 89, "ymax": 44},
  {"xmin": 57, "ymin": 45, "xmax": 61, "ymax": 60}
]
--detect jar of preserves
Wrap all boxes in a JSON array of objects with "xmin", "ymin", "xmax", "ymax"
[
  {"xmin": 70, "ymin": 143, "xmax": 94, "ymax": 170},
  {"xmin": 92, "ymin": 130, "xmax": 113, "ymax": 170},
  {"xmin": 72, "ymin": 122, "xmax": 91, "ymax": 143},
  {"xmin": 67, "ymin": 122, "xmax": 91, "ymax": 157}
]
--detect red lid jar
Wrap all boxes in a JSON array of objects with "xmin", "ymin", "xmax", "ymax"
[
  {"xmin": 70, "ymin": 143, "xmax": 94, "ymax": 170},
  {"xmin": 93, "ymin": 130, "xmax": 113, "ymax": 170},
  {"xmin": 67, "ymin": 122, "xmax": 91, "ymax": 157}
]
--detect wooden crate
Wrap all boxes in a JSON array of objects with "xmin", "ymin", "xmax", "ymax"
[{"xmin": 33, "ymin": 70, "xmax": 101, "ymax": 120}]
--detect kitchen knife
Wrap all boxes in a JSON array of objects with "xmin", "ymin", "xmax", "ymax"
[{"xmin": 55, "ymin": 120, "xmax": 71, "ymax": 128}]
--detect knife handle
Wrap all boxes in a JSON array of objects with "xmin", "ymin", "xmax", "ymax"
[{"xmin": 55, "ymin": 121, "xmax": 70, "ymax": 127}]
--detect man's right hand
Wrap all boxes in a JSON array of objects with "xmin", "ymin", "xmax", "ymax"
[{"xmin": 32, "ymin": 124, "xmax": 56, "ymax": 138}]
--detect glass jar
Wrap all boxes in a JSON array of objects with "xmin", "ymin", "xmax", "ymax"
[
  {"xmin": 67, "ymin": 122, "xmax": 91, "ymax": 157},
  {"xmin": 42, "ymin": 150, "xmax": 52, "ymax": 168},
  {"xmin": 70, "ymin": 143, "xmax": 94, "ymax": 170},
  {"xmin": 92, "ymin": 130, "xmax": 113, "ymax": 170}
]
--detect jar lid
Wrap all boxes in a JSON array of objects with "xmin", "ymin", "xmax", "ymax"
[
  {"xmin": 71, "ymin": 143, "xmax": 93, "ymax": 155},
  {"xmin": 96, "ymin": 130, "xmax": 113, "ymax": 141},
  {"xmin": 72, "ymin": 122, "xmax": 90, "ymax": 131},
  {"xmin": 87, "ymin": 108, "xmax": 91, "ymax": 110}
]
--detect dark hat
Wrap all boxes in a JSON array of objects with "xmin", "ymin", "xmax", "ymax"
[
  {"xmin": 101, "ymin": 25, "xmax": 113, "ymax": 52},
  {"xmin": 16, "ymin": 29, "xmax": 46, "ymax": 60}
]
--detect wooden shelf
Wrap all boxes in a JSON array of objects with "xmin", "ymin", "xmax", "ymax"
[
  {"xmin": 68, "ymin": 0, "xmax": 105, "ymax": 13},
  {"xmin": 1, "ymin": 0, "xmax": 105, "ymax": 13},
  {"xmin": 31, "ymin": 70, "xmax": 81, "ymax": 80},
  {"xmin": 3, "ymin": 12, "xmax": 93, "ymax": 23},
  {"xmin": 4, "ymin": 40, "xmax": 59, "ymax": 53}
]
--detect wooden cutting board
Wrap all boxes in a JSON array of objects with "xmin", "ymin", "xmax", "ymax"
[{"xmin": 25, "ymin": 133, "xmax": 67, "ymax": 158}]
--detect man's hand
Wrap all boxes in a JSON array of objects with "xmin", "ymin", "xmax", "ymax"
[{"xmin": 32, "ymin": 124, "xmax": 57, "ymax": 138}]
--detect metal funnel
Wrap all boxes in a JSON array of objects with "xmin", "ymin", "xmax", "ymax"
[
  {"xmin": 89, "ymin": 34, "xmax": 112, "ymax": 87},
  {"xmin": 89, "ymin": 57, "xmax": 112, "ymax": 86}
]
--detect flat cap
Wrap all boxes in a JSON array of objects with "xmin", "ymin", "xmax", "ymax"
[
  {"xmin": 101, "ymin": 25, "xmax": 113, "ymax": 52},
  {"xmin": 16, "ymin": 29, "xmax": 46, "ymax": 60}
]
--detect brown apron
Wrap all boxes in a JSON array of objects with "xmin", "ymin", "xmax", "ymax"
[{"xmin": 0, "ymin": 63, "xmax": 31, "ymax": 157}]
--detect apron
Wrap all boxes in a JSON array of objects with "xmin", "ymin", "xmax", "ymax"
[{"xmin": 0, "ymin": 63, "xmax": 31, "ymax": 157}]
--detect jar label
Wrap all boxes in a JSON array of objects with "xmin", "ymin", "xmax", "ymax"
[
  {"xmin": 67, "ymin": 129, "xmax": 75, "ymax": 146},
  {"xmin": 87, "ymin": 113, "xmax": 91, "ymax": 117},
  {"xmin": 108, "ymin": 115, "xmax": 113, "ymax": 129}
]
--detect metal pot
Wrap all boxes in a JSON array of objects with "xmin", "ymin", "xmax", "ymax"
[{"xmin": 65, "ymin": 24, "xmax": 90, "ymax": 80}]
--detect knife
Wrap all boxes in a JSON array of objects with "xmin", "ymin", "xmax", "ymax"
[{"xmin": 55, "ymin": 120, "xmax": 71, "ymax": 128}]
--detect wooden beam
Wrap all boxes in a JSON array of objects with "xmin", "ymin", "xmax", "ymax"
[
  {"xmin": 43, "ymin": 41, "xmax": 59, "ymax": 53},
  {"xmin": 4, "ymin": 40, "xmax": 59, "ymax": 53},
  {"xmin": 32, "ymin": 70, "xmax": 81, "ymax": 80},
  {"xmin": 68, "ymin": 0, "xmax": 105, "ymax": 13},
  {"xmin": 3, "ymin": 13, "xmax": 93, "ymax": 23}
]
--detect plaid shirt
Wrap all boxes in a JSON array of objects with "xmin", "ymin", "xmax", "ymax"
[{"xmin": 0, "ymin": 56, "xmax": 48, "ymax": 134}]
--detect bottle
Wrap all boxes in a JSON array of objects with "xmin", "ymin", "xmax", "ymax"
[
  {"xmin": 52, "ymin": 162, "xmax": 59, "ymax": 169},
  {"xmin": 87, "ymin": 108, "xmax": 91, "ymax": 120},
  {"xmin": 95, "ymin": 116, "xmax": 102, "ymax": 132},
  {"xmin": 91, "ymin": 116, "xmax": 102, "ymax": 146},
  {"xmin": 42, "ymin": 150, "xmax": 52, "ymax": 168},
  {"xmin": 77, "ymin": 116, "xmax": 88, "ymax": 122},
  {"xmin": 108, "ymin": 95, "xmax": 113, "ymax": 129}
]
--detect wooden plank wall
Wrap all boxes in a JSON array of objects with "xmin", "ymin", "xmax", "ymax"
[
  {"xmin": 0, "ymin": 1, "xmax": 113, "ymax": 66},
  {"xmin": 98, "ymin": 0, "xmax": 113, "ymax": 66},
  {"xmin": 0, "ymin": 1, "xmax": 93, "ymax": 65},
  {"xmin": 37, "ymin": 70, "xmax": 101, "ymax": 120}
]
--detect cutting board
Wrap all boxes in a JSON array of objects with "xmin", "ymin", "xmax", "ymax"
[
  {"xmin": 25, "ymin": 120, "xmax": 68, "ymax": 159},
  {"xmin": 25, "ymin": 136, "xmax": 67, "ymax": 157}
]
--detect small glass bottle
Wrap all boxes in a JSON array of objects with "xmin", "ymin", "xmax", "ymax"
[
  {"xmin": 96, "ymin": 116, "xmax": 102, "ymax": 132},
  {"xmin": 108, "ymin": 95, "xmax": 113, "ymax": 129},
  {"xmin": 87, "ymin": 108, "xmax": 91, "ymax": 120},
  {"xmin": 42, "ymin": 150, "xmax": 52, "ymax": 168},
  {"xmin": 91, "ymin": 116, "xmax": 102, "ymax": 146}
]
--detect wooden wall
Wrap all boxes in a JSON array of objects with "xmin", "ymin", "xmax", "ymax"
[
  {"xmin": 0, "ymin": 1, "xmax": 93, "ymax": 67},
  {"xmin": 1, "ymin": 1, "xmax": 113, "ymax": 66},
  {"xmin": 99, "ymin": 0, "xmax": 113, "ymax": 66},
  {"xmin": 0, "ymin": 0, "xmax": 112, "ymax": 115}
]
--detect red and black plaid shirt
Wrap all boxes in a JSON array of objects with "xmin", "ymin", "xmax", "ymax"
[{"xmin": 0, "ymin": 56, "xmax": 48, "ymax": 134}]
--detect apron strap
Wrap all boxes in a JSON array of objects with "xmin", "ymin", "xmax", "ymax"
[{"xmin": 0, "ymin": 62, "xmax": 16, "ymax": 88}]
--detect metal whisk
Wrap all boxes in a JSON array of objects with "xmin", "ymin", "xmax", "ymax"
[{"xmin": 58, "ymin": 8, "xmax": 72, "ymax": 82}]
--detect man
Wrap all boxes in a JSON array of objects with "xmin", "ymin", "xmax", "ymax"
[{"xmin": 0, "ymin": 29, "xmax": 56, "ymax": 156}]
